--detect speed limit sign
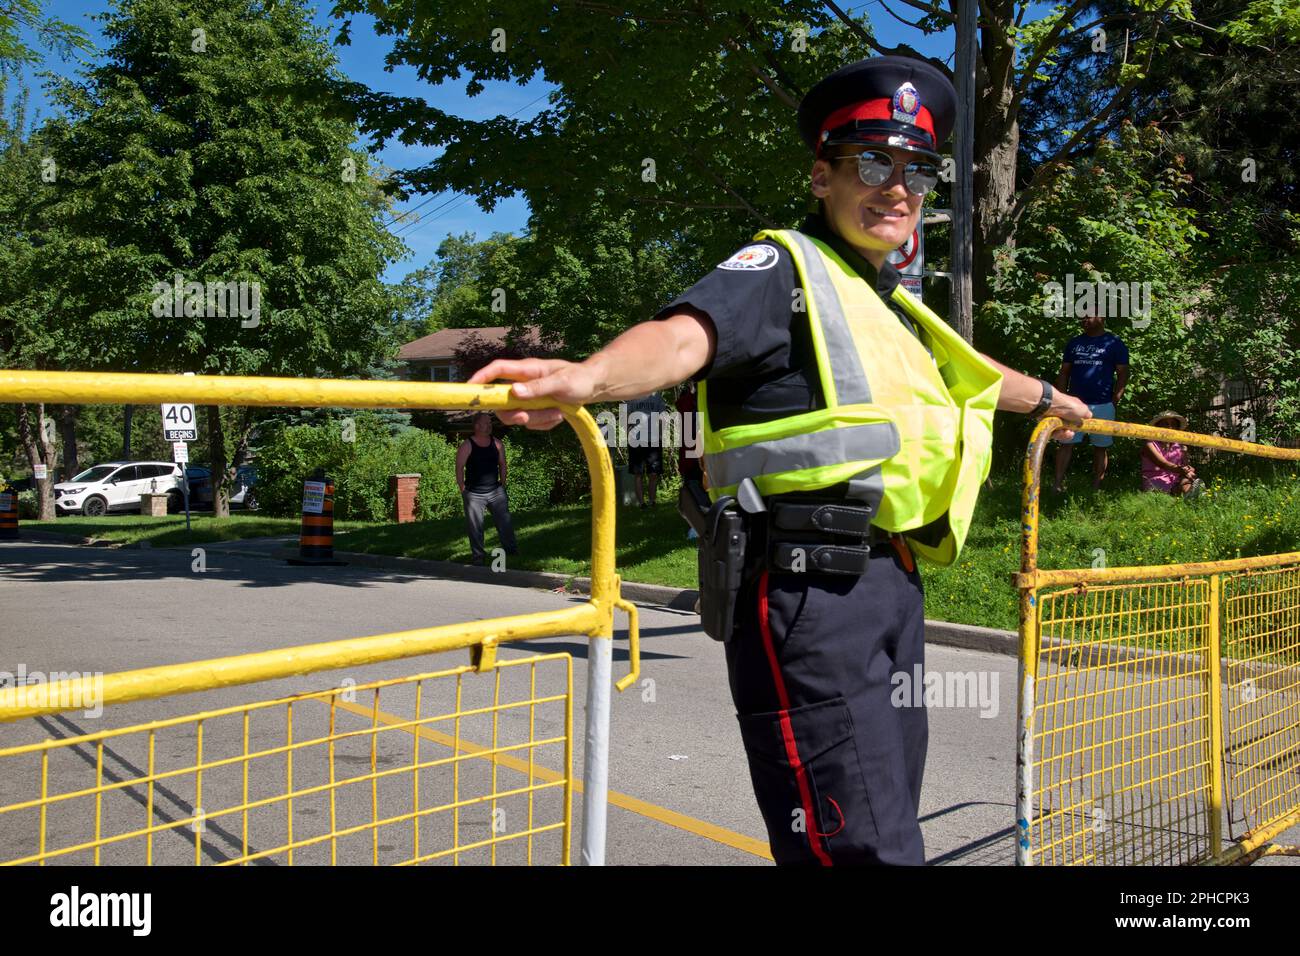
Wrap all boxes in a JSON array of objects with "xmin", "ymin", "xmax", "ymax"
[{"xmin": 162, "ymin": 403, "xmax": 197, "ymax": 441}]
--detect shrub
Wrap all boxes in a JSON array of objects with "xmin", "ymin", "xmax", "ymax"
[
  {"xmin": 17, "ymin": 490, "xmax": 37, "ymax": 519},
  {"xmin": 254, "ymin": 411, "xmax": 609, "ymax": 522},
  {"xmin": 255, "ymin": 413, "xmax": 462, "ymax": 521}
]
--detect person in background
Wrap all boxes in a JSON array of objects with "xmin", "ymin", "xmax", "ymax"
[
  {"xmin": 624, "ymin": 390, "xmax": 667, "ymax": 507},
  {"xmin": 1053, "ymin": 311, "xmax": 1130, "ymax": 492},
  {"xmin": 456, "ymin": 411, "xmax": 518, "ymax": 565},
  {"xmin": 1141, "ymin": 411, "xmax": 1203, "ymax": 499},
  {"xmin": 675, "ymin": 382, "xmax": 702, "ymax": 540}
]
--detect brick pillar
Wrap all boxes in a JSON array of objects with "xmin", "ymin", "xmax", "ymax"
[
  {"xmin": 138, "ymin": 493, "xmax": 169, "ymax": 517},
  {"xmin": 389, "ymin": 473, "xmax": 421, "ymax": 523}
]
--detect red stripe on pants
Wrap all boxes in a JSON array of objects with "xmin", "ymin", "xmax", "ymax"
[{"xmin": 757, "ymin": 570, "xmax": 833, "ymax": 867}]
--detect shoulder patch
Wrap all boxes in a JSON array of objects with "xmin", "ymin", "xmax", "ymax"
[{"xmin": 717, "ymin": 244, "xmax": 779, "ymax": 272}]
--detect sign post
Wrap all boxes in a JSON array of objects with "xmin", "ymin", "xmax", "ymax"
[
  {"xmin": 173, "ymin": 441, "xmax": 191, "ymax": 532},
  {"xmin": 163, "ymin": 401, "xmax": 196, "ymax": 532}
]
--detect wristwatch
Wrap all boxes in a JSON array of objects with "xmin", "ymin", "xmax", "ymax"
[{"xmin": 1030, "ymin": 379, "xmax": 1054, "ymax": 419}]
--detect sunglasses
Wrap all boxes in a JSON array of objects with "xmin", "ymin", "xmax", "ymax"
[{"xmin": 830, "ymin": 149, "xmax": 940, "ymax": 196}]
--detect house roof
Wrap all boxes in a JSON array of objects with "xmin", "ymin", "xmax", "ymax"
[{"xmin": 398, "ymin": 326, "xmax": 539, "ymax": 362}]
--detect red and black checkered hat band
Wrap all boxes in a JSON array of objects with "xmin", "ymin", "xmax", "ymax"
[{"xmin": 818, "ymin": 98, "xmax": 937, "ymax": 157}]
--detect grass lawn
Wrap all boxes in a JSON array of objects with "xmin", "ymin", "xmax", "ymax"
[
  {"xmin": 339, "ymin": 462, "xmax": 1300, "ymax": 631},
  {"xmin": 25, "ymin": 514, "xmax": 372, "ymax": 548},
  {"xmin": 333, "ymin": 503, "xmax": 700, "ymax": 588},
  {"xmin": 922, "ymin": 462, "xmax": 1300, "ymax": 630},
  {"xmin": 21, "ymin": 460, "xmax": 1300, "ymax": 633}
]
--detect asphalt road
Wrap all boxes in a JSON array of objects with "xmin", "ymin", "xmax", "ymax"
[{"xmin": 0, "ymin": 538, "xmax": 1293, "ymax": 866}]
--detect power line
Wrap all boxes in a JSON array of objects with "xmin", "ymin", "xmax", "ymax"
[
  {"xmin": 385, "ymin": 190, "xmax": 468, "ymax": 233},
  {"xmin": 382, "ymin": 188, "xmax": 457, "ymax": 229},
  {"xmin": 381, "ymin": 88, "xmax": 554, "ymax": 233},
  {"xmin": 391, "ymin": 192, "xmax": 474, "ymax": 240}
]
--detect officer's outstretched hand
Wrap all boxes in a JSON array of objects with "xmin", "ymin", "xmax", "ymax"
[
  {"xmin": 1049, "ymin": 392, "xmax": 1092, "ymax": 443},
  {"xmin": 468, "ymin": 358, "xmax": 600, "ymax": 431}
]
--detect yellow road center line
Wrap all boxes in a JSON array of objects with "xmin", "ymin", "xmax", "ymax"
[{"xmin": 332, "ymin": 698, "xmax": 772, "ymax": 861}]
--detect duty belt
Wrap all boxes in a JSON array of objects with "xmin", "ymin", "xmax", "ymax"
[
  {"xmin": 764, "ymin": 496, "xmax": 894, "ymax": 576},
  {"xmin": 679, "ymin": 478, "xmax": 905, "ymax": 642}
]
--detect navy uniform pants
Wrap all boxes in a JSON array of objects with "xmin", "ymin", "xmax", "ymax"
[{"xmin": 724, "ymin": 537, "xmax": 927, "ymax": 865}]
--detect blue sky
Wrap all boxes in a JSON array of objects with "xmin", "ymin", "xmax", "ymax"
[{"xmin": 17, "ymin": 1, "xmax": 959, "ymax": 282}]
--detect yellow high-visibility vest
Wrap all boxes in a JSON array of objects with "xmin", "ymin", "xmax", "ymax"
[{"xmin": 698, "ymin": 228, "xmax": 1002, "ymax": 565}]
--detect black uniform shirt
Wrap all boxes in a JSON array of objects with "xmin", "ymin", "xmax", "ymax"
[{"xmin": 653, "ymin": 212, "xmax": 925, "ymax": 431}]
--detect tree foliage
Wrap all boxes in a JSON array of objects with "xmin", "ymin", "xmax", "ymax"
[
  {"xmin": 393, "ymin": 232, "xmax": 526, "ymax": 339},
  {"xmin": 333, "ymin": 1, "xmax": 871, "ymax": 274},
  {"xmin": 0, "ymin": 0, "xmax": 92, "ymax": 78},
  {"xmin": 21, "ymin": 0, "xmax": 409, "ymax": 512},
  {"xmin": 979, "ymin": 123, "xmax": 1204, "ymax": 437}
]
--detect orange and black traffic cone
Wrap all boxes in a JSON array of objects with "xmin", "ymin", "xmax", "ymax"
[
  {"xmin": 0, "ymin": 489, "xmax": 17, "ymax": 539},
  {"xmin": 287, "ymin": 472, "xmax": 344, "ymax": 566}
]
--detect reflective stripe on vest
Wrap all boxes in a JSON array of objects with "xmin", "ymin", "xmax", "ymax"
[
  {"xmin": 786, "ymin": 231, "xmax": 872, "ymax": 406},
  {"xmin": 705, "ymin": 420, "xmax": 897, "ymax": 492}
]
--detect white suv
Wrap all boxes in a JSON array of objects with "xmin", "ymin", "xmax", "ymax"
[{"xmin": 54, "ymin": 462, "xmax": 185, "ymax": 517}]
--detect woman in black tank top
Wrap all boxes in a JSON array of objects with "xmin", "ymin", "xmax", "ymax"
[
  {"xmin": 465, "ymin": 429, "xmax": 501, "ymax": 492},
  {"xmin": 456, "ymin": 412, "xmax": 518, "ymax": 564}
]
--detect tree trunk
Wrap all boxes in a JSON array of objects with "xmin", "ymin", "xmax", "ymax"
[
  {"xmin": 973, "ymin": 120, "xmax": 1020, "ymax": 307},
  {"xmin": 951, "ymin": 0, "xmax": 977, "ymax": 343},
  {"xmin": 972, "ymin": 3, "xmax": 1021, "ymax": 311},
  {"xmin": 207, "ymin": 404, "xmax": 231, "ymax": 517},
  {"xmin": 230, "ymin": 407, "xmax": 255, "ymax": 474},
  {"xmin": 17, "ymin": 403, "xmax": 57, "ymax": 521},
  {"xmin": 122, "ymin": 404, "xmax": 134, "ymax": 460},
  {"xmin": 59, "ymin": 405, "xmax": 79, "ymax": 481}
]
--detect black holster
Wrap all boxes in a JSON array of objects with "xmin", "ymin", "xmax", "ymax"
[{"xmin": 679, "ymin": 480, "xmax": 749, "ymax": 642}]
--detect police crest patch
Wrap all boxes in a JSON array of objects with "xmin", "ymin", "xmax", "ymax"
[
  {"xmin": 717, "ymin": 245, "xmax": 779, "ymax": 271},
  {"xmin": 892, "ymin": 82, "xmax": 921, "ymax": 124}
]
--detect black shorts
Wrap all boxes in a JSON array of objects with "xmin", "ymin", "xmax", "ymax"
[{"xmin": 628, "ymin": 446, "xmax": 663, "ymax": 475}]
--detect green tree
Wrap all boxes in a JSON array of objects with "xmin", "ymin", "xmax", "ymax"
[
  {"xmin": 38, "ymin": 0, "xmax": 407, "ymax": 514},
  {"xmin": 0, "ymin": 87, "xmax": 84, "ymax": 517},
  {"xmin": 1190, "ymin": 201, "xmax": 1300, "ymax": 445},
  {"xmin": 507, "ymin": 207, "xmax": 690, "ymax": 359},
  {"xmin": 978, "ymin": 121, "xmax": 1206, "ymax": 454},
  {"xmin": 337, "ymin": 1, "xmax": 1208, "ymax": 338},
  {"xmin": 393, "ymin": 232, "xmax": 525, "ymax": 339},
  {"xmin": 0, "ymin": 1, "xmax": 92, "ymax": 78},
  {"xmin": 336, "ymin": 1, "xmax": 860, "ymax": 286},
  {"xmin": 395, "ymin": 208, "xmax": 690, "ymax": 363}
]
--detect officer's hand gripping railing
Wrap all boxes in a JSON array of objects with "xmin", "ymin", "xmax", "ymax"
[{"xmin": 0, "ymin": 369, "xmax": 641, "ymax": 866}]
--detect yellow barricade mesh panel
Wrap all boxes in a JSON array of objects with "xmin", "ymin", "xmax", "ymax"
[
  {"xmin": 0, "ymin": 654, "xmax": 573, "ymax": 866},
  {"xmin": 1031, "ymin": 580, "xmax": 1216, "ymax": 865},
  {"xmin": 1222, "ymin": 563, "xmax": 1300, "ymax": 841}
]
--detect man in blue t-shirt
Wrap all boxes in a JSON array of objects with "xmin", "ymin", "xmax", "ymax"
[{"xmin": 1053, "ymin": 313, "xmax": 1130, "ymax": 492}]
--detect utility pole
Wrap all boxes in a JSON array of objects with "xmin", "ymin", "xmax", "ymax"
[{"xmin": 951, "ymin": 0, "xmax": 977, "ymax": 343}]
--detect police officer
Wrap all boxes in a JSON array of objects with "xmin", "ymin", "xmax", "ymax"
[{"xmin": 472, "ymin": 56, "xmax": 1091, "ymax": 865}]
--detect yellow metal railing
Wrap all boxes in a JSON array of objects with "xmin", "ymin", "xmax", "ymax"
[
  {"xmin": 1016, "ymin": 416, "xmax": 1300, "ymax": 865},
  {"xmin": 0, "ymin": 656, "xmax": 573, "ymax": 866},
  {"xmin": 0, "ymin": 369, "xmax": 640, "ymax": 865}
]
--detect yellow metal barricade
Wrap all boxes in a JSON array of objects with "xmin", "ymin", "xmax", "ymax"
[
  {"xmin": 1016, "ymin": 417, "xmax": 1300, "ymax": 865},
  {"xmin": 0, "ymin": 370, "xmax": 641, "ymax": 866}
]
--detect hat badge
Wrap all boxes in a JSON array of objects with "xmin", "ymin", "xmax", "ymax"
[{"xmin": 892, "ymin": 82, "xmax": 921, "ymax": 125}]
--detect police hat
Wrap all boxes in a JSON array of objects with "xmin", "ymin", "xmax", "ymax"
[{"xmin": 797, "ymin": 56, "xmax": 956, "ymax": 161}]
